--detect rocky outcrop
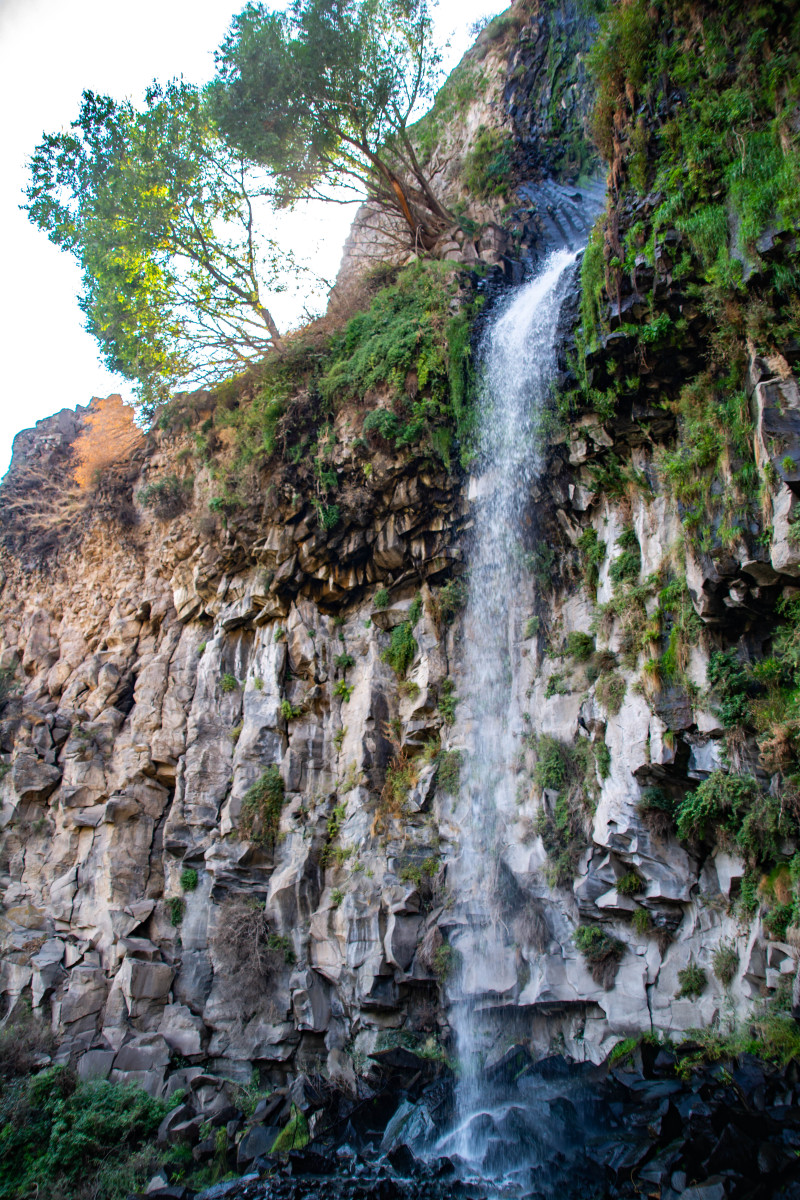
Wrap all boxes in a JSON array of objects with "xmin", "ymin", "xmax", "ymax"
[
  {"xmin": 2, "ymin": 329, "xmax": 797, "ymax": 1091},
  {"xmin": 1, "ymin": 0, "xmax": 798, "ymax": 1129}
]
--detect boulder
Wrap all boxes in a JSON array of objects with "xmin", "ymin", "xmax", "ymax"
[
  {"xmin": 11, "ymin": 754, "xmax": 61, "ymax": 802},
  {"xmin": 158, "ymin": 1003, "xmax": 206, "ymax": 1057}
]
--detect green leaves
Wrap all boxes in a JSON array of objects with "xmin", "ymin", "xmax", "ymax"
[
  {"xmin": 210, "ymin": 0, "xmax": 451, "ymax": 246},
  {"xmin": 25, "ymin": 82, "xmax": 287, "ymax": 413}
]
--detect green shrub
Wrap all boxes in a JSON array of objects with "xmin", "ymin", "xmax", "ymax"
[
  {"xmin": 138, "ymin": 474, "xmax": 191, "ymax": 519},
  {"xmin": 333, "ymin": 679, "xmax": 354, "ymax": 702},
  {"xmin": 609, "ymin": 1036, "xmax": 639, "ymax": 1067},
  {"xmin": 0, "ymin": 1067, "xmax": 171, "ymax": 1200},
  {"xmin": 764, "ymin": 903, "xmax": 794, "ymax": 941},
  {"xmin": 167, "ymin": 897, "xmax": 184, "ymax": 926},
  {"xmin": 335, "ymin": 652, "xmax": 355, "ymax": 672},
  {"xmin": 316, "ymin": 260, "xmax": 475, "ymax": 466},
  {"xmin": 437, "ymin": 579, "xmax": 467, "ymax": 623},
  {"xmin": 432, "ymin": 943, "xmax": 462, "ymax": 982},
  {"xmin": 577, "ymin": 526, "xmax": 606, "ymax": 590},
  {"xmin": 330, "ymin": 888, "xmax": 344, "ymax": 907},
  {"xmin": 676, "ymin": 961, "xmax": 707, "ymax": 1000},
  {"xmin": 381, "ymin": 621, "xmax": 418, "ymax": 679},
  {"xmin": 573, "ymin": 924, "xmax": 625, "ymax": 986},
  {"xmin": 240, "ymin": 765, "xmax": 285, "ymax": 848},
  {"xmin": 637, "ymin": 786, "xmax": 676, "ymax": 834},
  {"xmin": 596, "ymin": 672, "xmax": 626, "ymax": 715},
  {"xmin": 266, "ymin": 932, "xmax": 296, "ymax": 965},
  {"xmin": 707, "ymin": 650, "xmax": 752, "ymax": 729},
  {"xmin": 533, "ymin": 737, "xmax": 593, "ymax": 886},
  {"xmin": 179, "ymin": 868, "xmax": 198, "ymax": 892},
  {"xmin": 279, "ymin": 699, "xmax": 301, "ymax": 720},
  {"xmin": 219, "ymin": 673, "xmax": 239, "ymax": 693},
  {"xmin": 381, "ymin": 754, "xmax": 418, "ymax": 809},
  {"xmin": 712, "ymin": 941, "xmax": 739, "ymax": 986},
  {"xmin": 616, "ymin": 871, "xmax": 643, "ymax": 897},
  {"xmin": 524, "ymin": 616, "xmax": 541, "ymax": 639},
  {"xmin": 566, "ymin": 631, "xmax": 595, "ymax": 662},
  {"xmin": 632, "ymin": 907, "xmax": 652, "ymax": 935},
  {"xmin": 545, "ymin": 672, "xmax": 569, "ymax": 699},
  {"xmin": 399, "ymin": 857, "xmax": 439, "ymax": 888},
  {"xmin": 462, "ymin": 125, "xmax": 515, "ymax": 199},
  {"xmin": 595, "ymin": 741, "xmax": 611, "ymax": 779},
  {"xmin": 315, "ymin": 501, "xmax": 340, "ymax": 531},
  {"xmin": 437, "ymin": 678, "xmax": 458, "ymax": 723},
  {"xmin": 609, "ymin": 528, "xmax": 641, "ymax": 586},
  {"xmin": 373, "ymin": 587, "xmax": 389, "ymax": 610},
  {"xmin": 534, "ymin": 736, "xmax": 570, "ymax": 792},
  {"xmin": 436, "ymin": 749, "xmax": 462, "ymax": 795},
  {"xmin": 675, "ymin": 770, "xmax": 787, "ymax": 866}
]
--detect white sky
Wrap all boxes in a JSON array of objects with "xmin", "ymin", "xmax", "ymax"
[{"xmin": 0, "ymin": 0, "xmax": 505, "ymax": 477}]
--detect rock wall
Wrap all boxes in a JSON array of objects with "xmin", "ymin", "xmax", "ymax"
[
  {"xmin": 3, "ymin": 345, "xmax": 797, "ymax": 1091},
  {"xmin": 1, "ymin": 0, "xmax": 798, "ymax": 1101}
]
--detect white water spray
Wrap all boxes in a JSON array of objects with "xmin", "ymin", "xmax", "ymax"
[{"xmin": 442, "ymin": 249, "xmax": 581, "ymax": 1177}]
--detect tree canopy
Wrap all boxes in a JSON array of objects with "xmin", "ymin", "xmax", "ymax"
[
  {"xmin": 210, "ymin": 0, "xmax": 453, "ymax": 249},
  {"xmin": 25, "ymin": 82, "xmax": 290, "ymax": 412}
]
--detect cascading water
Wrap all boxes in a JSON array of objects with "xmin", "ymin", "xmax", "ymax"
[{"xmin": 435, "ymin": 248, "xmax": 585, "ymax": 1191}]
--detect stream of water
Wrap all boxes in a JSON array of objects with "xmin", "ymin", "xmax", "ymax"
[{"xmin": 437, "ymin": 249, "xmax": 583, "ymax": 1188}]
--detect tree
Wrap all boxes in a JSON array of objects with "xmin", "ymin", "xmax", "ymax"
[
  {"xmin": 210, "ymin": 0, "xmax": 454, "ymax": 251},
  {"xmin": 25, "ymin": 82, "xmax": 290, "ymax": 413}
]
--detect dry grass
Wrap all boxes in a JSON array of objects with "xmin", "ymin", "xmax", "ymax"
[
  {"xmin": 0, "ymin": 1002, "xmax": 56, "ymax": 1078},
  {"xmin": 210, "ymin": 897, "xmax": 282, "ymax": 1017},
  {"xmin": 72, "ymin": 395, "xmax": 144, "ymax": 491}
]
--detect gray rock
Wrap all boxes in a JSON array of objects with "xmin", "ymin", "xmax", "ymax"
[
  {"xmin": 237, "ymin": 1122, "xmax": 280, "ymax": 1165},
  {"xmin": 11, "ymin": 754, "xmax": 61, "ymax": 802},
  {"xmin": 77, "ymin": 1049, "xmax": 115, "ymax": 1080}
]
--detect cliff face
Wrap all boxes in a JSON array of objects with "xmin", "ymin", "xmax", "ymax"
[{"xmin": 1, "ymin": 0, "xmax": 799, "ymax": 1101}]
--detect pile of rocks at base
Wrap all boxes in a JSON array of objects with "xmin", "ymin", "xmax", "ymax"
[{"xmin": 128, "ymin": 1044, "xmax": 800, "ymax": 1200}]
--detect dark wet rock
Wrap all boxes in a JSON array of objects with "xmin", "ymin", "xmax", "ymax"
[
  {"xmin": 131, "ymin": 1189, "xmax": 193, "ymax": 1200},
  {"xmin": 237, "ymin": 1122, "xmax": 280, "ymax": 1166},
  {"xmin": 484, "ymin": 1042, "xmax": 532, "ymax": 1084},
  {"xmin": 523, "ymin": 1054, "xmax": 573, "ymax": 1080},
  {"xmin": 652, "ymin": 1049, "xmax": 677, "ymax": 1074},
  {"xmin": 732, "ymin": 1054, "xmax": 767, "ymax": 1107},
  {"xmin": 192, "ymin": 1137, "xmax": 217, "ymax": 1163},
  {"xmin": 153, "ymin": 1048, "xmax": 800, "ymax": 1200},
  {"xmin": 682, "ymin": 1180, "xmax": 728, "ymax": 1200},
  {"xmin": 287, "ymin": 1147, "xmax": 337, "ymax": 1175},
  {"xmin": 195, "ymin": 1178, "xmax": 259, "ymax": 1200},
  {"xmin": 156, "ymin": 1103, "xmax": 195, "ymax": 1147},
  {"xmin": 208, "ymin": 1104, "xmax": 239, "ymax": 1127},
  {"xmin": 703, "ymin": 1122, "xmax": 756, "ymax": 1175},
  {"xmin": 386, "ymin": 1144, "xmax": 418, "ymax": 1175},
  {"xmin": 622, "ymin": 1077, "xmax": 683, "ymax": 1100},
  {"xmin": 251, "ymin": 1092, "xmax": 288, "ymax": 1125}
]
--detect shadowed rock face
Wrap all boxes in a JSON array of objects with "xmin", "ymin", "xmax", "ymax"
[{"xmin": 120, "ymin": 1046, "xmax": 800, "ymax": 1199}]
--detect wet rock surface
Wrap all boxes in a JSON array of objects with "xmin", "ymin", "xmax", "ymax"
[{"xmin": 127, "ymin": 1048, "xmax": 800, "ymax": 1200}]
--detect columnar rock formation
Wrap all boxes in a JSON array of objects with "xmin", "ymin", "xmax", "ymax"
[{"xmin": 1, "ymin": 0, "xmax": 799, "ymax": 1108}]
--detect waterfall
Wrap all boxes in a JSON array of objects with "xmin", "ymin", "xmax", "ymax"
[{"xmin": 438, "ymin": 249, "xmax": 582, "ymax": 1184}]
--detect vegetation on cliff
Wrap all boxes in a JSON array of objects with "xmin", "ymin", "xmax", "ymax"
[
  {"xmin": 210, "ymin": 0, "xmax": 454, "ymax": 246},
  {"xmin": 23, "ymin": 0, "xmax": 471, "ymax": 411},
  {"xmin": 565, "ymin": 0, "xmax": 800, "ymax": 937},
  {"xmin": 24, "ymin": 83, "xmax": 289, "ymax": 413}
]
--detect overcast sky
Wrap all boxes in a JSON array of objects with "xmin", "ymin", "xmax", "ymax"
[{"xmin": 0, "ymin": 0, "xmax": 505, "ymax": 477}]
